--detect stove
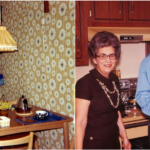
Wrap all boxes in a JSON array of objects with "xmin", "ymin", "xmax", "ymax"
[
  {"xmin": 119, "ymin": 79, "xmax": 150, "ymax": 140},
  {"xmin": 120, "ymin": 78, "xmax": 137, "ymax": 90},
  {"xmin": 119, "ymin": 78, "xmax": 137, "ymax": 105},
  {"xmin": 119, "ymin": 78, "xmax": 139, "ymax": 116}
]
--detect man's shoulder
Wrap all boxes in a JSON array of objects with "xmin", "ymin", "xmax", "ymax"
[{"xmin": 141, "ymin": 54, "xmax": 150, "ymax": 66}]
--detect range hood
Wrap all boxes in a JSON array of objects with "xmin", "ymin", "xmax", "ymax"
[{"xmin": 88, "ymin": 27, "xmax": 150, "ymax": 43}]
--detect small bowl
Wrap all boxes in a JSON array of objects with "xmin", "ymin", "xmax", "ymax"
[
  {"xmin": 36, "ymin": 111, "xmax": 47, "ymax": 115},
  {"xmin": 0, "ymin": 109, "xmax": 8, "ymax": 116},
  {"xmin": 36, "ymin": 111, "xmax": 48, "ymax": 119}
]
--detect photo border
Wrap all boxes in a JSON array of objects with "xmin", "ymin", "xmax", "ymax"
[{"xmin": 0, "ymin": 5, "xmax": 2, "ymax": 26}]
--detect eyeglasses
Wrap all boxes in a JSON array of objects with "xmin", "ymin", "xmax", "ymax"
[{"xmin": 96, "ymin": 53, "xmax": 117, "ymax": 60}]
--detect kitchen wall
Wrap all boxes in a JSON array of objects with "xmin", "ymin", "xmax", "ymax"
[
  {"xmin": 0, "ymin": 1, "xmax": 75, "ymax": 149},
  {"xmin": 76, "ymin": 43, "xmax": 145, "ymax": 82}
]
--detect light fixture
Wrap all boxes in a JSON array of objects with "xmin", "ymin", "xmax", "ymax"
[{"xmin": 0, "ymin": 26, "xmax": 17, "ymax": 52}]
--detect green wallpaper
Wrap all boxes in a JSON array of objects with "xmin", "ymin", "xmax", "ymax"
[{"xmin": 0, "ymin": 1, "xmax": 75, "ymax": 149}]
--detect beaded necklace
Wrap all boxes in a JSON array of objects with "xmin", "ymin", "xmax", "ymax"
[{"xmin": 96, "ymin": 79, "xmax": 120, "ymax": 108}]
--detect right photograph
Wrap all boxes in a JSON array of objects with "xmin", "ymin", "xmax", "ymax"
[{"xmin": 75, "ymin": 1, "xmax": 150, "ymax": 149}]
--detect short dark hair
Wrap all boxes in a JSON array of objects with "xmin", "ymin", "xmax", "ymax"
[{"xmin": 88, "ymin": 31, "xmax": 121, "ymax": 59}]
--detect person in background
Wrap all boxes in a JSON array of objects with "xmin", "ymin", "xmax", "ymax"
[
  {"xmin": 75, "ymin": 31, "xmax": 131, "ymax": 149},
  {"xmin": 135, "ymin": 54, "xmax": 150, "ymax": 116}
]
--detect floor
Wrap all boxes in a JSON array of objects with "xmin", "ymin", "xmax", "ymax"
[{"xmin": 129, "ymin": 136, "xmax": 149, "ymax": 149}]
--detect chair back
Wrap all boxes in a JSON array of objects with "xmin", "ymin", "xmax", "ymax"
[{"xmin": 0, "ymin": 132, "xmax": 33, "ymax": 149}]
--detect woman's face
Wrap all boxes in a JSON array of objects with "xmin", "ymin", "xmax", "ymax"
[{"xmin": 93, "ymin": 46, "xmax": 117, "ymax": 78}]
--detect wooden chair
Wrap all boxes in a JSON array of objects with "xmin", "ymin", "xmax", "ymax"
[{"xmin": 0, "ymin": 132, "xmax": 34, "ymax": 150}]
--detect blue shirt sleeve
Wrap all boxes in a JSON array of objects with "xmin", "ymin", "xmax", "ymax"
[{"xmin": 135, "ymin": 54, "xmax": 150, "ymax": 116}]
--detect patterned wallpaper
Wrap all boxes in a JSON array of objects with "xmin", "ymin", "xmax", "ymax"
[{"xmin": 0, "ymin": 1, "xmax": 75, "ymax": 149}]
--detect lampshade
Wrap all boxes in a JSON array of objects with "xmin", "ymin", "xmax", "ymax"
[{"xmin": 0, "ymin": 26, "xmax": 17, "ymax": 52}]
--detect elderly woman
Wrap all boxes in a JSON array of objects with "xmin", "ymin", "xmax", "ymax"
[{"xmin": 75, "ymin": 31, "xmax": 131, "ymax": 149}]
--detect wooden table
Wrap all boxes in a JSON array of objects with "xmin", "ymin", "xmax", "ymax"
[
  {"xmin": 122, "ymin": 110, "xmax": 150, "ymax": 139},
  {"xmin": 0, "ymin": 106, "xmax": 73, "ymax": 149}
]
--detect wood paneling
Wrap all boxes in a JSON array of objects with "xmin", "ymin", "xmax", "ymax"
[
  {"xmin": 76, "ymin": 1, "xmax": 89, "ymax": 66},
  {"xmin": 94, "ymin": 1, "xmax": 123, "ymax": 20},
  {"xmin": 129, "ymin": 1, "xmax": 150, "ymax": 21}
]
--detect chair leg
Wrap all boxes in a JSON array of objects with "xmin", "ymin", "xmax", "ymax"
[
  {"xmin": 33, "ymin": 134, "xmax": 39, "ymax": 149},
  {"xmin": 33, "ymin": 140, "xmax": 38, "ymax": 149}
]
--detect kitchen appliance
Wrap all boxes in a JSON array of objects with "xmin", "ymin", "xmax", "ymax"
[
  {"xmin": 88, "ymin": 27, "xmax": 150, "ymax": 43},
  {"xmin": 119, "ymin": 79, "xmax": 150, "ymax": 145},
  {"xmin": 128, "ymin": 96, "xmax": 139, "ymax": 107},
  {"xmin": 15, "ymin": 95, "xmax": 32, "ymax": 114},
  {"xmin": 119, "ymin": 78, "xmax": 140, "ymax": 116}
]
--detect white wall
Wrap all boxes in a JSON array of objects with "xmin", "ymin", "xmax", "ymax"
[{"xmin": 76, "ymin": 43, "xmax": 145, "ymax": 82}]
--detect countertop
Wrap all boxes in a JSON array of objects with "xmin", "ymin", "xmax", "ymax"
[{"xmin": 122, "ymin": 109, "xmax": 150, "ymax": 129}]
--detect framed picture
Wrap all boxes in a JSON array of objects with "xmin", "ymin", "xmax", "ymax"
[{"xmin": 0, "ymin": 6, "xmax": 2, "ymax": 26}]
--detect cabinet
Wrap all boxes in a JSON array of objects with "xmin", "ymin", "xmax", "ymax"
[
  {"xmin": 89, "ymin": 1, "xmax": 150, "ymax": 27},
  {"xmin": 94, "ymin": 1, "xmax": 123, "ymax": 20},
  {"xmin": 75, "ymin": 1, "xmax": 89, "ymax": 66},
  {"xmin": 145, "ymin": 42, "xmax": 150, "ymax": 56},
  {"xmin": 128, "ymin": 1, "xmax": 150, "ymax": 21},
  {"xmin": 76, "ymin": 1, "xmax": 150, "ymax": 66}
]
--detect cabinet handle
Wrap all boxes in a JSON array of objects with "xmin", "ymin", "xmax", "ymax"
[
  {"xmin": 132, "ymin": 3, "xmax": 134, "ymax": 14},
  {"xmin": 89, "ymin": 10, "xmax": 92, "ymax": 17},
  {"xmin": 76, "ymin": 36, "xmax": 80, "ymax": 53},
  {"xmin": 119, "ymin": 3, "xmax": 122, "ymax": 14}
]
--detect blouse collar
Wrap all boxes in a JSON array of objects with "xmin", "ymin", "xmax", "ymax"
[{"xmin": 89, "ymin": 68, "xmax": 119, "ymax": 83}]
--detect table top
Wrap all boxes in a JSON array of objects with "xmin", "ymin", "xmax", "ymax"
[{"xmin": 0, "ymin": 106, "xmax": 73, "ymax": 136}]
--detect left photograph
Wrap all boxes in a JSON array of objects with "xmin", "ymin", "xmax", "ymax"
[{"xmin": 0, "ymin": 1, "xmax": 75, "ymax": 149}]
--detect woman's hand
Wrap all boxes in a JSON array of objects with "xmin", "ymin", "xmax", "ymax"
[{"xmin": 122, "ymin": 137, "xmax": 132, "ymax": 150}]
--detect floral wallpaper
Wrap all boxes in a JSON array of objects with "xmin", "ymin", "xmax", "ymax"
[{"xmin": 0, "ymin": 1, "xmax": 75, "ymax": 149}]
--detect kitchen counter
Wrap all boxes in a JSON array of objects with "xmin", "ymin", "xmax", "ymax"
[
  {"xmin": 122, "ymin": 109, "xmax": 150, "ymax": 139},
  {"xmin": 123, "ymin": 109, "xmax": 149, "ymax": 122}
]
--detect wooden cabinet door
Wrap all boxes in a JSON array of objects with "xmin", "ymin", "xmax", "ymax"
[
  {"xmin": 94, "ymin": 1, "xmax": 123, "ymax": 20},
  {"xmin": 89, "ymin": 1, "xmax": 126, "ymax": 26},
  {"xmin": 89, "ymin": 1, "xmax": 150, "ymax": 27},
  {"xmin": 76, "ymin": 1, "xmax": 82, "ymax": 59},
  {"xmin": 75, "ymin": 1, "xmax": 89, "ymax": 66},
  {"xmin": 129, "ymin": 1, "xmax": 150, "ymax": 21},
  {"xmin": 145, "ymin": 42, "xmax": 150, "ymax": 56}
]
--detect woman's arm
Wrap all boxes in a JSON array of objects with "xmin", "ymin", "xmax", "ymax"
[
  {"xmin": 117, "ymin": 110, "xmax": 131, "ymax": 150},
  {"xmin": 75, "ymin": 98, "xmax": 90, "ymax": 149}
]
